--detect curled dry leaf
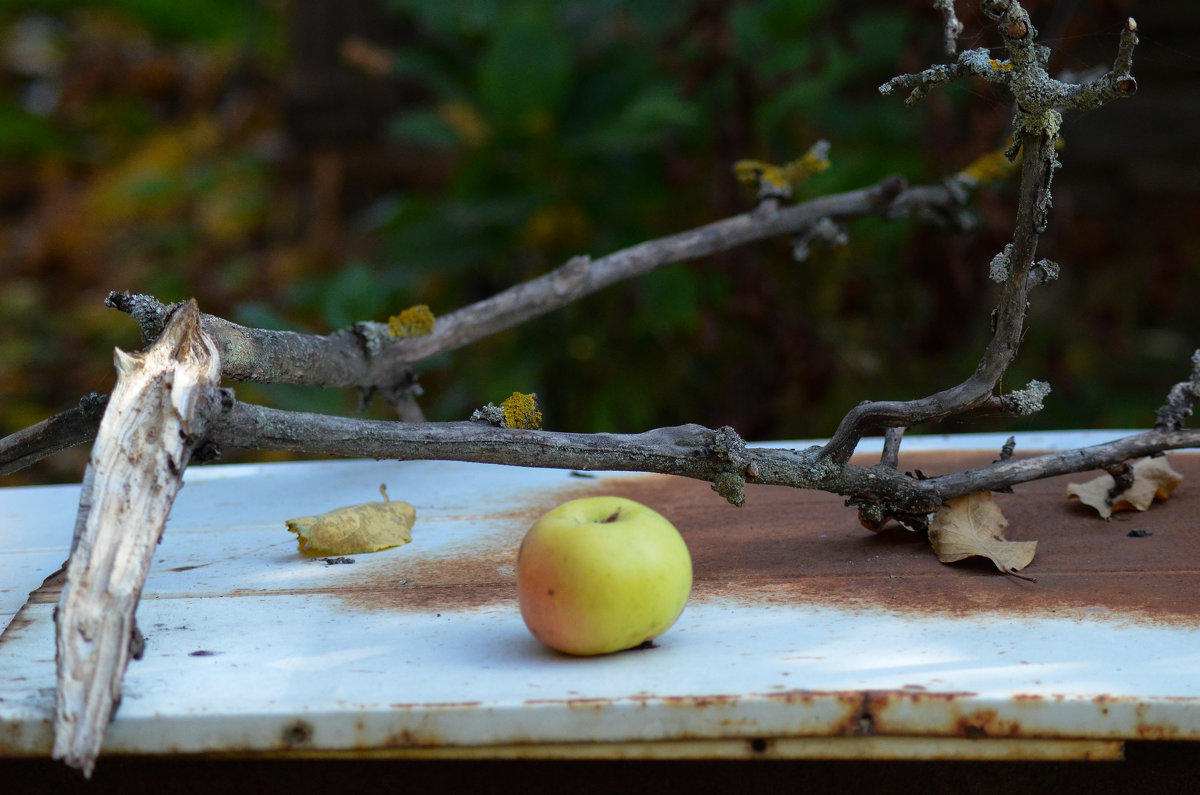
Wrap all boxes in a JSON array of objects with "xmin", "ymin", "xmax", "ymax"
[
  {"xmin": 928, "ymin": 492, "xmax": 1037, "ymax": 575},
  {"xmin": 1066, "ymin": 456, "xmax": 1183, "ymax": 519},
  {"xmin": 286, "ymin": 484, "xmax": 415, "ymax": 556}
]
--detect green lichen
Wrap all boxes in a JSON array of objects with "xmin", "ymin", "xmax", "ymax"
[
  {"xmin": 712, "ymin": 472, "xmax": 746, "ymax": 507},
  {"xmin": 988, "ymin": 244, "xmax": 1013, "ymax": 283},
  {"xmin": 807, "ymin": 458, "xmax": 842, "ymax": 486},
  {"xmin": 1007, "ymin": 380, "xmax": 1051, "ymax": 416},
  {"xmin": 1015, "ymin": 107, "xmax": 1062, "ymax": 139},
  {"xmin": 470, "ymin": 403, "xmax": 505, "ymax": 425}
]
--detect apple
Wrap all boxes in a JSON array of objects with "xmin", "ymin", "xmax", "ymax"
[{"xmin": 516, "ymin": 496, "xmax": 692, "ymax": 656}]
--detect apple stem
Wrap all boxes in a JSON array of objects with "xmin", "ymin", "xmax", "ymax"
[{"xmin": 602, "ymin": 509, "xmax": 621, "ymax": 523}]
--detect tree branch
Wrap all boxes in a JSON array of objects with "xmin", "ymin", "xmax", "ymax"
[
  {"xmin": 1156, "ymin": 350, "xmax": 1200, "ymax": 432},
  {"xmin": 822, "ymin": 6, "xmax": 1141, "ymax": 465},
  {"xmin": 933, "ymin": 1, "xmax": 964, "ymax": 57},
  {"xmin": 0, "ymin": 393, "xmax": 107, "ymax": 477},
  {"xmin": 197, "ymin": 386, "xmax": 1200, "ymax": 518},
  {"xmin": 0, "ymin": 6, "xmax": 1162, "ymax": 509},
  {"xmin": 103, "ymin": 171, "xmax": 986, "ymax": 392}
]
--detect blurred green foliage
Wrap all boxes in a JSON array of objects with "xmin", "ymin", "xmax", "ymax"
[
  {"xmin": 1, "ymin": 0, "xmax": 1197, "ymax": 485},
  {"xmin": 356, "ymin": 0, "xmax": 944, "ymax": 437}
]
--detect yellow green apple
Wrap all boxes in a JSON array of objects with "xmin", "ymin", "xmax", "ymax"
[{"xmin": 516, "ymin": 496, "xmax": 692, "ymax": 656}]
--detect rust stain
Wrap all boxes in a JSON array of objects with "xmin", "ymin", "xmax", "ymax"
[
  {"xmin": 865, "ymin": 688, "xmax": 1200, "ymax": 741},
  {"xmin": 523, "ymin": 697, "xmax": 614, "ymax": 709},
  {"xmin": 607, "ymin": 450, "xmax": 1200, "ymax": 625},
  {"xmin": 952, "ymin": 708, "xmax": 1022, "ymax": 738},
  {"xmin": 209, "ymin": 450, "xmax": 1200, "ymax": 625},
  {"xmin": 382, "ymin": 728, "xmax": 442, "ymax": 748},
  {"xmin": 662, "ymin": 694, "xmax": 741, "ymax": 709},
  {"xmin": 280, "ymin": 719, "xmax": 313, "ymax": 747},
  {"xmin": 386, "ymin": 701, "xmax": 484, "ymax": 710},
  {"xmin": 1135, "ymin": 722, "xmax": 1183, "ymax": 740}
]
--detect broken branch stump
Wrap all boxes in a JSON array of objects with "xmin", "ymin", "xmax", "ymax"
[{"xmin": 52, "ymin": 300, "xmax": 221, "ymax": 776}]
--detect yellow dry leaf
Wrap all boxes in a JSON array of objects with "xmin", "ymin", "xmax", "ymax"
[
  {"xmin": 286, "ymin": 485, "xmax": 415, "ymax": 557},
  {"xmin": 1066, "ymin": 456, "xmax": 1183, "ymax": 519},
  {"xmin": 928, "ymin": 492, "xmax": 1037, "ymax": 575}
]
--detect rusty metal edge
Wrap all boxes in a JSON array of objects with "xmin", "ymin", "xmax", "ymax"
[{"xmin": 38, "ymin": 736, "xmax": 1123, "ymax": 762}]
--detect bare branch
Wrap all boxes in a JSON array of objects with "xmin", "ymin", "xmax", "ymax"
[
  {"xmin": 881, "ymin": 13, "xmax": 1139, "ymax": 125},
  {"xmin": 926, "ymin": 429, "xmax": 1200, "ymax": 499},
  {"xmin": 829, "ymin": 5, "xmax": 1140, "ymax": 465},
  {"xmin": 818, "ymin": 132, "xmax": 1055, "ymax": 464},
  {"xmin": 1066, "ymin": 17, "xmax": 1139, "ymax": 109},
  {"xmin": 1, "ymin": 169, "xmax": 997, "ymax": 479},
  {"xmin": 879, "ymin": 58, "xmax": 975, "ymax": 106},
  {"xmin": 0, "ymin": 394, "xmax": 106, "ymax": 477},
  {"xmin": 198, "ymin": 396, "xmax": 1200, "ymax": 519},
  {"xmin": 1156, "ymin": 350, "xmax": 1200, "ymax": 431},
  {"xmin": 207, "ymin": 402, "xmax": 767, "ymax": 507},
  {"xmin": 105, "ymin": 172, "xmax": 985, "ymax": 394},
  {"xmin": 934, "ymin": 0, "xmax": 964, "ymax": 57},
  {"xmin": 881, "ymin": 426, "xmax": 905, "ymax": 469}
]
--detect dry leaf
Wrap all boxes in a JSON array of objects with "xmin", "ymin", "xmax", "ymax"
[
  {"xmin": 286, "ymin": 485, "xmax": 415, "ymax": 556},
  {"xmin": 1066, "ymin": 456, "xmax": 1183, "ymax": 519},
  {"xmin": 928, "ymin": 492, "xmax": 1037, "ymax": 575}
]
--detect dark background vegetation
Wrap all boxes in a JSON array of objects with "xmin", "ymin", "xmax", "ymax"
[{"xmin": 1, "ymin": 0, "xmax": 1197, "ymax": 485}]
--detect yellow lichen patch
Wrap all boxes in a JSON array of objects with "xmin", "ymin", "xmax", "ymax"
[
  {"xmin": 501, "ymin": 391, "xmax": 542, "ymax": 430},
  {"xmin": 794, "ymin": 145, "xmax": 832, "ymax": 178},
  {"xmin": 388, "ymin": 304, "xmax": 435, "ymax": 338},
  {"xmin": 734, "ymin": 159, "xmax": 789, "ymax": 192},
  {"xmin": 958, "ymin": 145, "xmax": 1018, "ymax": 185},
  {"xmin": 987, "ymin": 59, "xmax": 1014, "ymax": 71},
  {"xmin": 958, "ymin": 136, "xmax": 1066, "ymax": 185},
  {"xmin": 734, "ymin": 142, "xmax": 831, "ymax": 199}
]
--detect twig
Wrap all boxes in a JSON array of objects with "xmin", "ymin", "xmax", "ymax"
[
  {"xmin": 881, "ymin": 426, "xmax": 905, "ymax": 469},
  {"xmin": 1155, "ymin": 350, "xmax": 1200, "ymax": 431},
  {"xmin": 933, "ymin": 1, "xmax": 964, "ymax": 57},
  {"xmin": 53, "ymin": 301, "xmax": 222, "ymax": 777}
]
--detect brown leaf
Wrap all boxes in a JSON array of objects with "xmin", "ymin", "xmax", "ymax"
[
  {"xmin": 1066, "ymin": 457, "xmax": 1183, "ymax": 519},
  {"xmin": 928, "ymin": 492, "xmax": 1036, "ymax": 575},
  {"xmin": 286, "ymin": 485, "xmax": 415, "ymax": 556}
]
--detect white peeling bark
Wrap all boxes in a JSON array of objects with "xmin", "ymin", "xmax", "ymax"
[{"xmin": 52, "ymin": 300, "xmax": 221, "ymax": 777}]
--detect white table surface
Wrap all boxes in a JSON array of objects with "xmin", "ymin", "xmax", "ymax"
[{"xmin": 2, "ymin": 431, "xmax": 1197, "ymax": 760}]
